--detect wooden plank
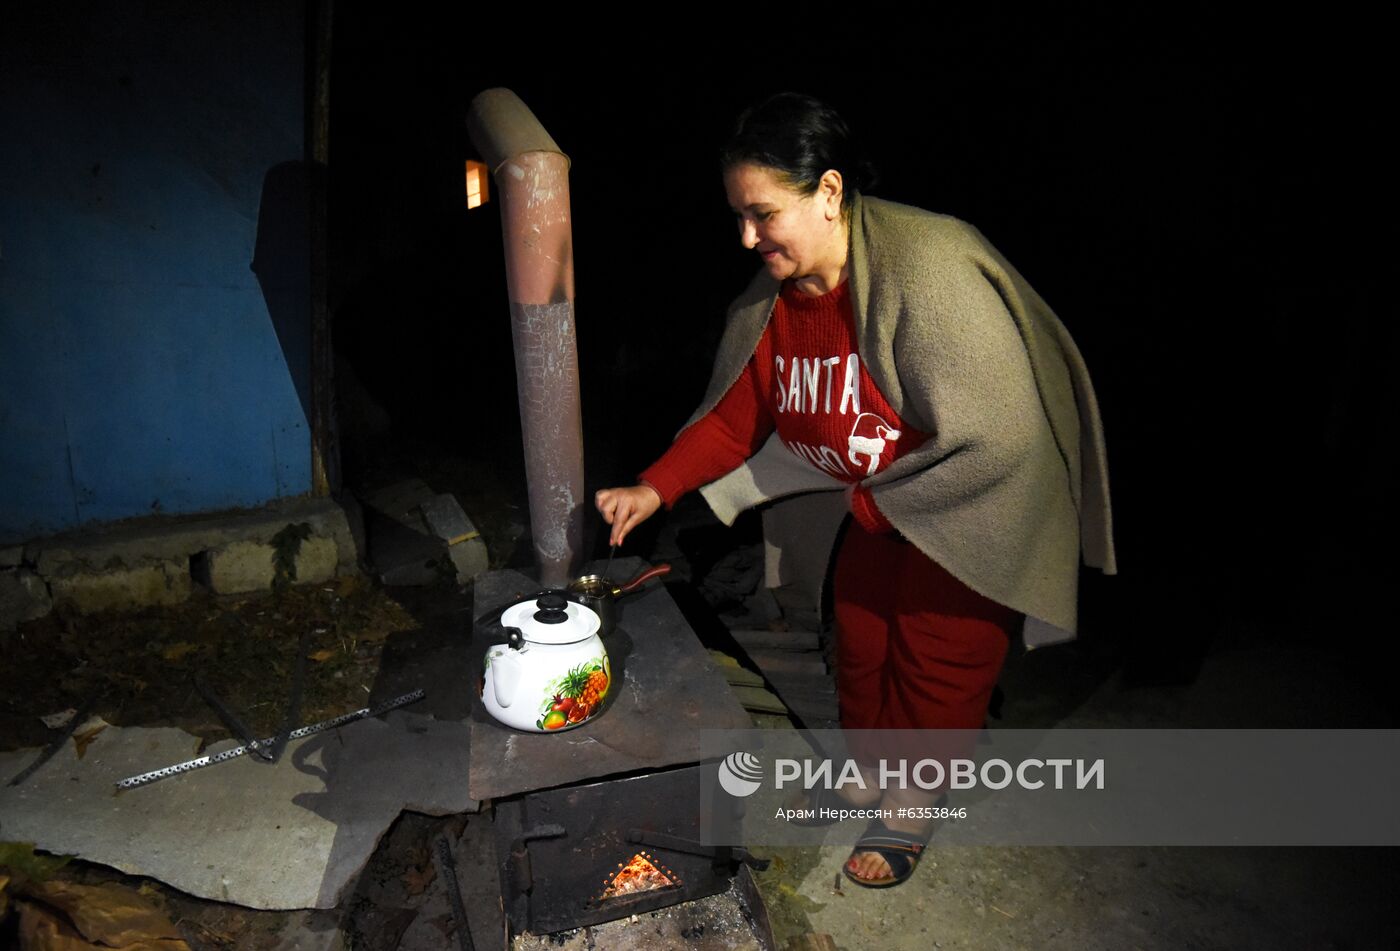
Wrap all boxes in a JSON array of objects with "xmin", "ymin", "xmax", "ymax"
[
  {"xmin": 769, "ymin": 688, "xmax": 838, "ymax": 716},
  {"xmin": 708, "ymin": 650, "xmax": 766, "ymax": 687},
  {"xmin": 747, "ymin": 649, "xmax": 829, "ymax": 677},
  {"xmin": 767, "ymin": 677, "xmax": 838, "ymax": 703},
  {"xmin": 723, "ymin": 667, "xmax": 766, "ymax": 688},
  {"xmin": 730, "ymin": 628, "xmax": 819, "ymax": 651},
  {"xmin": 729, "ymin": 685, "xmax": 789, "ymax": 715},
  {"xmin": 783, "ymin": 703, "xmax": 840, "ymax": 729},
  {"xmin": 764, "ymin": 678, "xmax": 839, "ymax": 724},
  {"xmin": 781, "ymin": 695, "xmax": 838, "ymax": 717}
]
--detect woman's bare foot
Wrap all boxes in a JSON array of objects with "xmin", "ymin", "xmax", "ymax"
[
  {"xmin": 845, "ymin": 786, "xmax": 943, "ymax": 883},
  {"xmin": 844, "ymin": 813, "xmax": 933, "ymax": 882}
]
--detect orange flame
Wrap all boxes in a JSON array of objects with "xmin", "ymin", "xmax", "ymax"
[{"xmin": 599, "ymin": 852, "xmax": 680, "ymax": 900}]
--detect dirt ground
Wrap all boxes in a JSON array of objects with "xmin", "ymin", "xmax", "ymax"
[{"xmin": 0, "ymin": 575, "xmax": 415, "ymax": 755}]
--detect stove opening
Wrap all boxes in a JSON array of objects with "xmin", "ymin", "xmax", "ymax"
[{"xmin": 597, "ymin": 851, "xmax": 683, "ymax": 902}]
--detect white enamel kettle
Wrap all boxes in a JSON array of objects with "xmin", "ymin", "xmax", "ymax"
[{"xmin": 480, "ymin": 592, "xmax": 611, "ymax": 732}]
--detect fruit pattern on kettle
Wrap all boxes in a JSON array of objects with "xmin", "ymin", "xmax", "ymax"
[{"xmin": 537, "ymin": 656, "xmax": 611, "ymax": 730}]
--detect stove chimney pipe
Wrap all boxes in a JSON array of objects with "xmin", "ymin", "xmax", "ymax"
[{"xmin": 466, "ymin": 89, "xmax": 584, "ymax": 586}]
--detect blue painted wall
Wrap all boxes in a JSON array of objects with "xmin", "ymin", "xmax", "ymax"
[{"xmin": 0, "ymin": 5, "xmax": 311, "ymax": 543}]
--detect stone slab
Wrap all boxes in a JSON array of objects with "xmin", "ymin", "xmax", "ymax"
[
  {"xmin": 0, "ymin": 710, "xmax": 477, "ymax": 910},
  {"xmin": 26, "ymin": 497, "xmax": 359, "ymax": 579},
  {"xmin": 468, "ymin": 559, "xmax": 751, "ymax": 801},
  {"xmin": 1, "ymin": 567, "xmax": 53, "ymax": 629},
  {"xmin": 48, "ymin": 561, "xmax": 191, "ymax": 614}
]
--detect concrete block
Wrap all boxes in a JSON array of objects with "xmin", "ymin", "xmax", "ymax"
[
  {"xmin": 1, "ymin": 568, "xmax": 53, "ymax": 630},
  {"xmin": 418, "ymin": 493, "xmax": 488, "ymax": 583},
  {"xmin": 29, "ymin": 497, "xmax": 360, "ymax": 580},
  {"xmin": 205, "ymin": 537, "xmax": 340, "ymax": 594},
  {"xmin": 296, "ymin": 535, "xmax": 339, "ymax": 585},
  {"xmin": 445, "ymin": 536, "xmax": 489, "ymax": 583},
  {"xmin": 420, "ymin": 493, "xmax": 474, "ymax": 545},
  {"xmin": 49, "ymin": 562, "xmax": 190, "ymax": 615},
  {"xmin": 206, "ymin": 541, "xmax": 275, "ymax": 593},
  {"xmin": 363, "ymin": 479, "xmax": 436, "ymax": 521},
  {"xmin": 377, "ymin": 545, "xmax": 443, "ymax": 587},
  {"xmin": 366, "ymin": 506, "xmax": 443, "ymax": 587},
  {"xmin": 339, "ymin": 494, "xmax": 367, "ymax": 573},
  {"xmin": 360, "ymin": 483, "xmax": 492, "ymax": 586}
]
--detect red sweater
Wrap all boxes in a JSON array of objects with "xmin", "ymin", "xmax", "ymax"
[{"xmin": 641, "ymin": 279, "xmax": 926, "ymax": 534}]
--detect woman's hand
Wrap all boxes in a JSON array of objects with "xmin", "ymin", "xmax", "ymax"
[{"xmin": 594, "ymin": 484, "xmax": 663, "ymax": 547}]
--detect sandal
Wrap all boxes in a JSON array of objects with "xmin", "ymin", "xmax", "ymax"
[{"xmin": 842, "ymin": 818, "xmax": 933, "ymax": 888}]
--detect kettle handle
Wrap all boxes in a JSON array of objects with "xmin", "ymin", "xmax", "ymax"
[{"xmin": 488, "ymin": 645, "xmax": 523, "ymax": 708}]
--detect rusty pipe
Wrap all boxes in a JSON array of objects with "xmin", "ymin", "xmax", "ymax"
[{"xmin": 466, "ymin": 89, "xmax": 584, "ymax": 587}]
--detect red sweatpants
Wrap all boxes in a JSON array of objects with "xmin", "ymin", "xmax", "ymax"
[{"xmin": 834, "ymin": 524, "xmax": 1021, "ymax": 747}]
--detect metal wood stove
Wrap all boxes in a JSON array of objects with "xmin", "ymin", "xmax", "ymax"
[{"xmin": 470, "ymin": 560, "xmax": 768, "ymax": 944}]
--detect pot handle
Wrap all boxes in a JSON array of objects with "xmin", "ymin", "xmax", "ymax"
[{"xmin": 616, "ymin": 563, "xmax": 672, "ymax": 594}]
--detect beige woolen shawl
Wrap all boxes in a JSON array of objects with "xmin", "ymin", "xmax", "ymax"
[{"xmin": 688, "ymin": 194, "xmax": 1116, "ymax": 645}]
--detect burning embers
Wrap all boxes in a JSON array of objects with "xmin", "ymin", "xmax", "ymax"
[
  {"xmin": 597, "ymin": 851, "xmax": 682, "ymax": 903},
  {"xmin": 493, "ymin": 767, "xmax": 739, "ymax": 935}
]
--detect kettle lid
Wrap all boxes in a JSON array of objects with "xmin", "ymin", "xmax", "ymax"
[{"xmin": 501, "ymin": 593, "xmax": 601, "ymax": 645}]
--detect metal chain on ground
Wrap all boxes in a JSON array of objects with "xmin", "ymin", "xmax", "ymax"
[{"xmin": 114, "ymin": 689, "xmax": 425, "ymax": 790}]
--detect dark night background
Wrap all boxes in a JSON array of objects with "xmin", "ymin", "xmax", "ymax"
[{"xmin": 328, "ymin": 15, "xmax": 1390, "ymax": 705}]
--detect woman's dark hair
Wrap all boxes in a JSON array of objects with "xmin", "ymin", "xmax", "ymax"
[{"xmin": 721, "ymin": 92, "xmax": 877, "ymax": 211}]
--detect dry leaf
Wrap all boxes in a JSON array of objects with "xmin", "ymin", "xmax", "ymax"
[
  {"xmin": 401, "ymin": 863, "xmax": 436, "ymax": 896},
  {"xmin": 17, "ymin": 898, "xmax": 103, "ymax": 950},
  {"xmin": 307, "ymin": 649, "xmax": 336, "ymax": 663},
  {"xmin": 25, "ymin": 879, "xmax": 188, "ymax": 949},
  {"xmin": 71, "ymin": 724, "xmax": 107, "ymax": 759},
  {"xmin": 186, "ymin": 921, "xmax": 235, "ymax": 945},
  {"xmin": 160, "ymin": 643, "xmax": 196, "ymax": 662}
]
